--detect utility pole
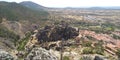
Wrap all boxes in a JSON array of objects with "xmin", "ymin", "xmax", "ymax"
[
  {"xmin": 60, "ymin": 21, "xmax": 69, "ymax": 60},
  {"xmin": 60, "ymin": 21, "xmax": 67, "ymax": 60}
]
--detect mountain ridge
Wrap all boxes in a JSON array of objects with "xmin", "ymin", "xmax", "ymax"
[
  {"xmin": 20, "ymin": 1, "xmax": 46, "ymax": 11},
  {"xmin": 0, "ymin": 1, "xmax": 49, "ymax": 21}
]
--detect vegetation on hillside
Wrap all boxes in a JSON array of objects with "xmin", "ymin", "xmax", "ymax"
[
  {"xmin": 63, "ymin": 56, "xmax": 70, "ymax": 60},
  {"xmin": 17, "ymin": 32, "xmax": 31, "ymax": 51},
  {"xmin": 20, "ymin": 1, "xmax": 45, "ymax": 11},
  {"xmin": 0, "ymin": 1, "xmax": 49, "ymax": 22},
  {"xmin": 82, "ymin": 40, "xmax": 104, "ymax": 55},
  {"xmin": 73, "ymin": 21, "xmax": 116, "ymax": 34},
  {"xmin": 116, "ymin": 49, "xmax": 120, "ymax": 57},
  {"xmin": 0, "ymin": 25, "xmax": 20, "ymax": 44},
  {"xmin": 112, "ymin": 34, "xmax": 120, "ymax": 39},
  {"xmin": 0, "ymin": 1, "xmax": 120, "ymax": 60}
]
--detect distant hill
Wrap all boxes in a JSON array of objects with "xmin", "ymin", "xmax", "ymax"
[
  {"xmin": 20, "ymin": 1, "xmax": 46, "ymax": 11},
  {"xmin": 88, "ymin": 6, "xmax": 120, "ymax": 10},
  {"xmin": 0, "ymin": 1, "xmax": 49, "ymax": 21},
  {"xmin": 63, "ymin": 6, "xmax": 120, "ymax": 10}
]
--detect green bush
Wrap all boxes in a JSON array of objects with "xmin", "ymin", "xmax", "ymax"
[
  {"xmin": 17, "ymin": 32, "xmax": 31, "ymax": 51},
  {"xmin": 70, "ymin": 45, "xmax": 78, "ymax": 48},
  {"xmin": 85, "ymin": 36, "xmax": 96, "ymax": 40},
  {"xmin": 82, "ymin": 41, "xmax": 104, "ymax": 55},
  {"xmin": 80, "ymin": 55, "xmax": 92, "ymax": 60},
  {"xmin": 63, "ymin": 56, "xmax": 70, "ymax": 60},
  {"xmin": 93, "ymin": 48, "xmax": 104, "ymax": 55},
  {"xmin": 82, "ymin": 47, "xmax": 93, "ymax": 54},
  {"xmin": 112, "ymin": 34, "xmax": 120, "ymax": 39},
  {"xmin": 93, "ymin": 41, "xmax": 104, "ymax": 55},
  {"xmin": 82, "ymin": 41, "xmax": 92, "ymax": 47},
  {"xmin": 116, "ymin": 49, "xmax": 120, "ymax": 57},
  {"xmin": 0, "ymin": 17, "xmax": 2, "ymax": 23}
]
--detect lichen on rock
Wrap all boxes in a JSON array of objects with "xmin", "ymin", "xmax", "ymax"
[
  {"xmin": 0, "ymin": 49, "xmax": 14, "ymax": 60},
  {"xmin": 25, "ymin": 47, "xmax": 58, "ymax": 60}
]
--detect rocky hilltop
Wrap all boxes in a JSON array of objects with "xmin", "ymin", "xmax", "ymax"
[
  {"xmin": 0, "ymin": 1, "xmax": 120, "ymax": 60},
  {"xmin": 11, "ymin": 22, "xmax": 119, "ymax": 60},
  {"xmin": 0, "ymin": 21, "xmax": 120, "ymax": 60}
]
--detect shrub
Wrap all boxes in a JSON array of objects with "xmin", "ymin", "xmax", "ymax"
[
  {"xmin": 93, "ymin": 48, "xmax": 104, "ymax": 55},
  {"xmin": 80, "ymin": 55, "xmax": 92, "ymax": 60},
  {"xmin": 112, "ymin": 34, "xmax": 120, "ymax": 39},
  {"xmin": 0, "ymin": 26, "xmax": 20, "ymax": 45},
  {"xmin": 82, "ymin": 41, "xmax": 92, "ymax": 47},
  {"xmin": 93, "ymin": 41, "xmax": 104, "ymax": 55},
  {"xmin": 82, "ymin": 41, "xmax": 104, "ymax": 55},
  {"xmin": 17, "ymin": 32, "xmax": 31, "ymax": 51},
  {"xmin": 85, "ymin": 36, "xmax": 96, "ymax": 40},
  {"xmin": 63, "ymin": 56, "xmax": 70, "ymax": 60},
  {"xmin": 116, "ymin": 49, "xmax": 120, "ymax": 57},
  {"xmin": 0, "ymin": 17, "xmax": 2, "ymax": 23},
  {"xmin": 82, "ymin": 47, "xmax": 93, "ymax": 54}
]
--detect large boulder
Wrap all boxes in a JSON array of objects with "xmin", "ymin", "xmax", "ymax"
[
  {"xmin": 79, "ymin": 55, "xmax": 108, "ymax": 60},
  {"xmin": 94, "ymin": 55, "xmax": 108, "ymax": 60},
  {"xmin": 0, "ymin": 49, "xmax": 14, "ymax": 60},
  {"xmin": 25, "ymin": 47, "xmax": 58, "ymax": 60}
]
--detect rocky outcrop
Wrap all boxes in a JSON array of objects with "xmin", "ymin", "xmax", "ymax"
[
  {"xmin": 80, "ymin": 55, "xmax": 108, "ymax": 60},
  {"xmin": 36, "ymin": 24, "xmax": 79, "ymax": 42},
  {"xmin": 25, "ymin": 47, "xmax": 58, "ymax": 60},
  {"xmin": 25, "ymin": 30, "xmax": 38, "ymax": 51},
  {"xmin": 94, "ymin": 55, "xmax": 106, "ymax": 60},
  {"xmin": 0, "ymin": 49, "xmax": 14, "ymax": 60}
]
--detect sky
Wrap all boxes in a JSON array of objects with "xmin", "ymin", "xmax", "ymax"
[{"xmin": 1, "ymin": 0, "xmax": 120, "ymax": 8}]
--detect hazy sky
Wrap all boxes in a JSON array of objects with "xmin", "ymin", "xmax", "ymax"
[{"xmin": 1, "ymin": 0, "xmax": 120, "ymax": 7}]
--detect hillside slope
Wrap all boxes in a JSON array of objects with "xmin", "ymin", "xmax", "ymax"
[
  {"xmin": 0, "ymin": 1, "xmax": 50, "ymax": 52},
  {"xmin": 20, "ymin": 1, "xmax": 46, "ymax": 11},
  {"xmin": 0, "ymin": 1, "xmax": 49, "ymax": 22}
]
